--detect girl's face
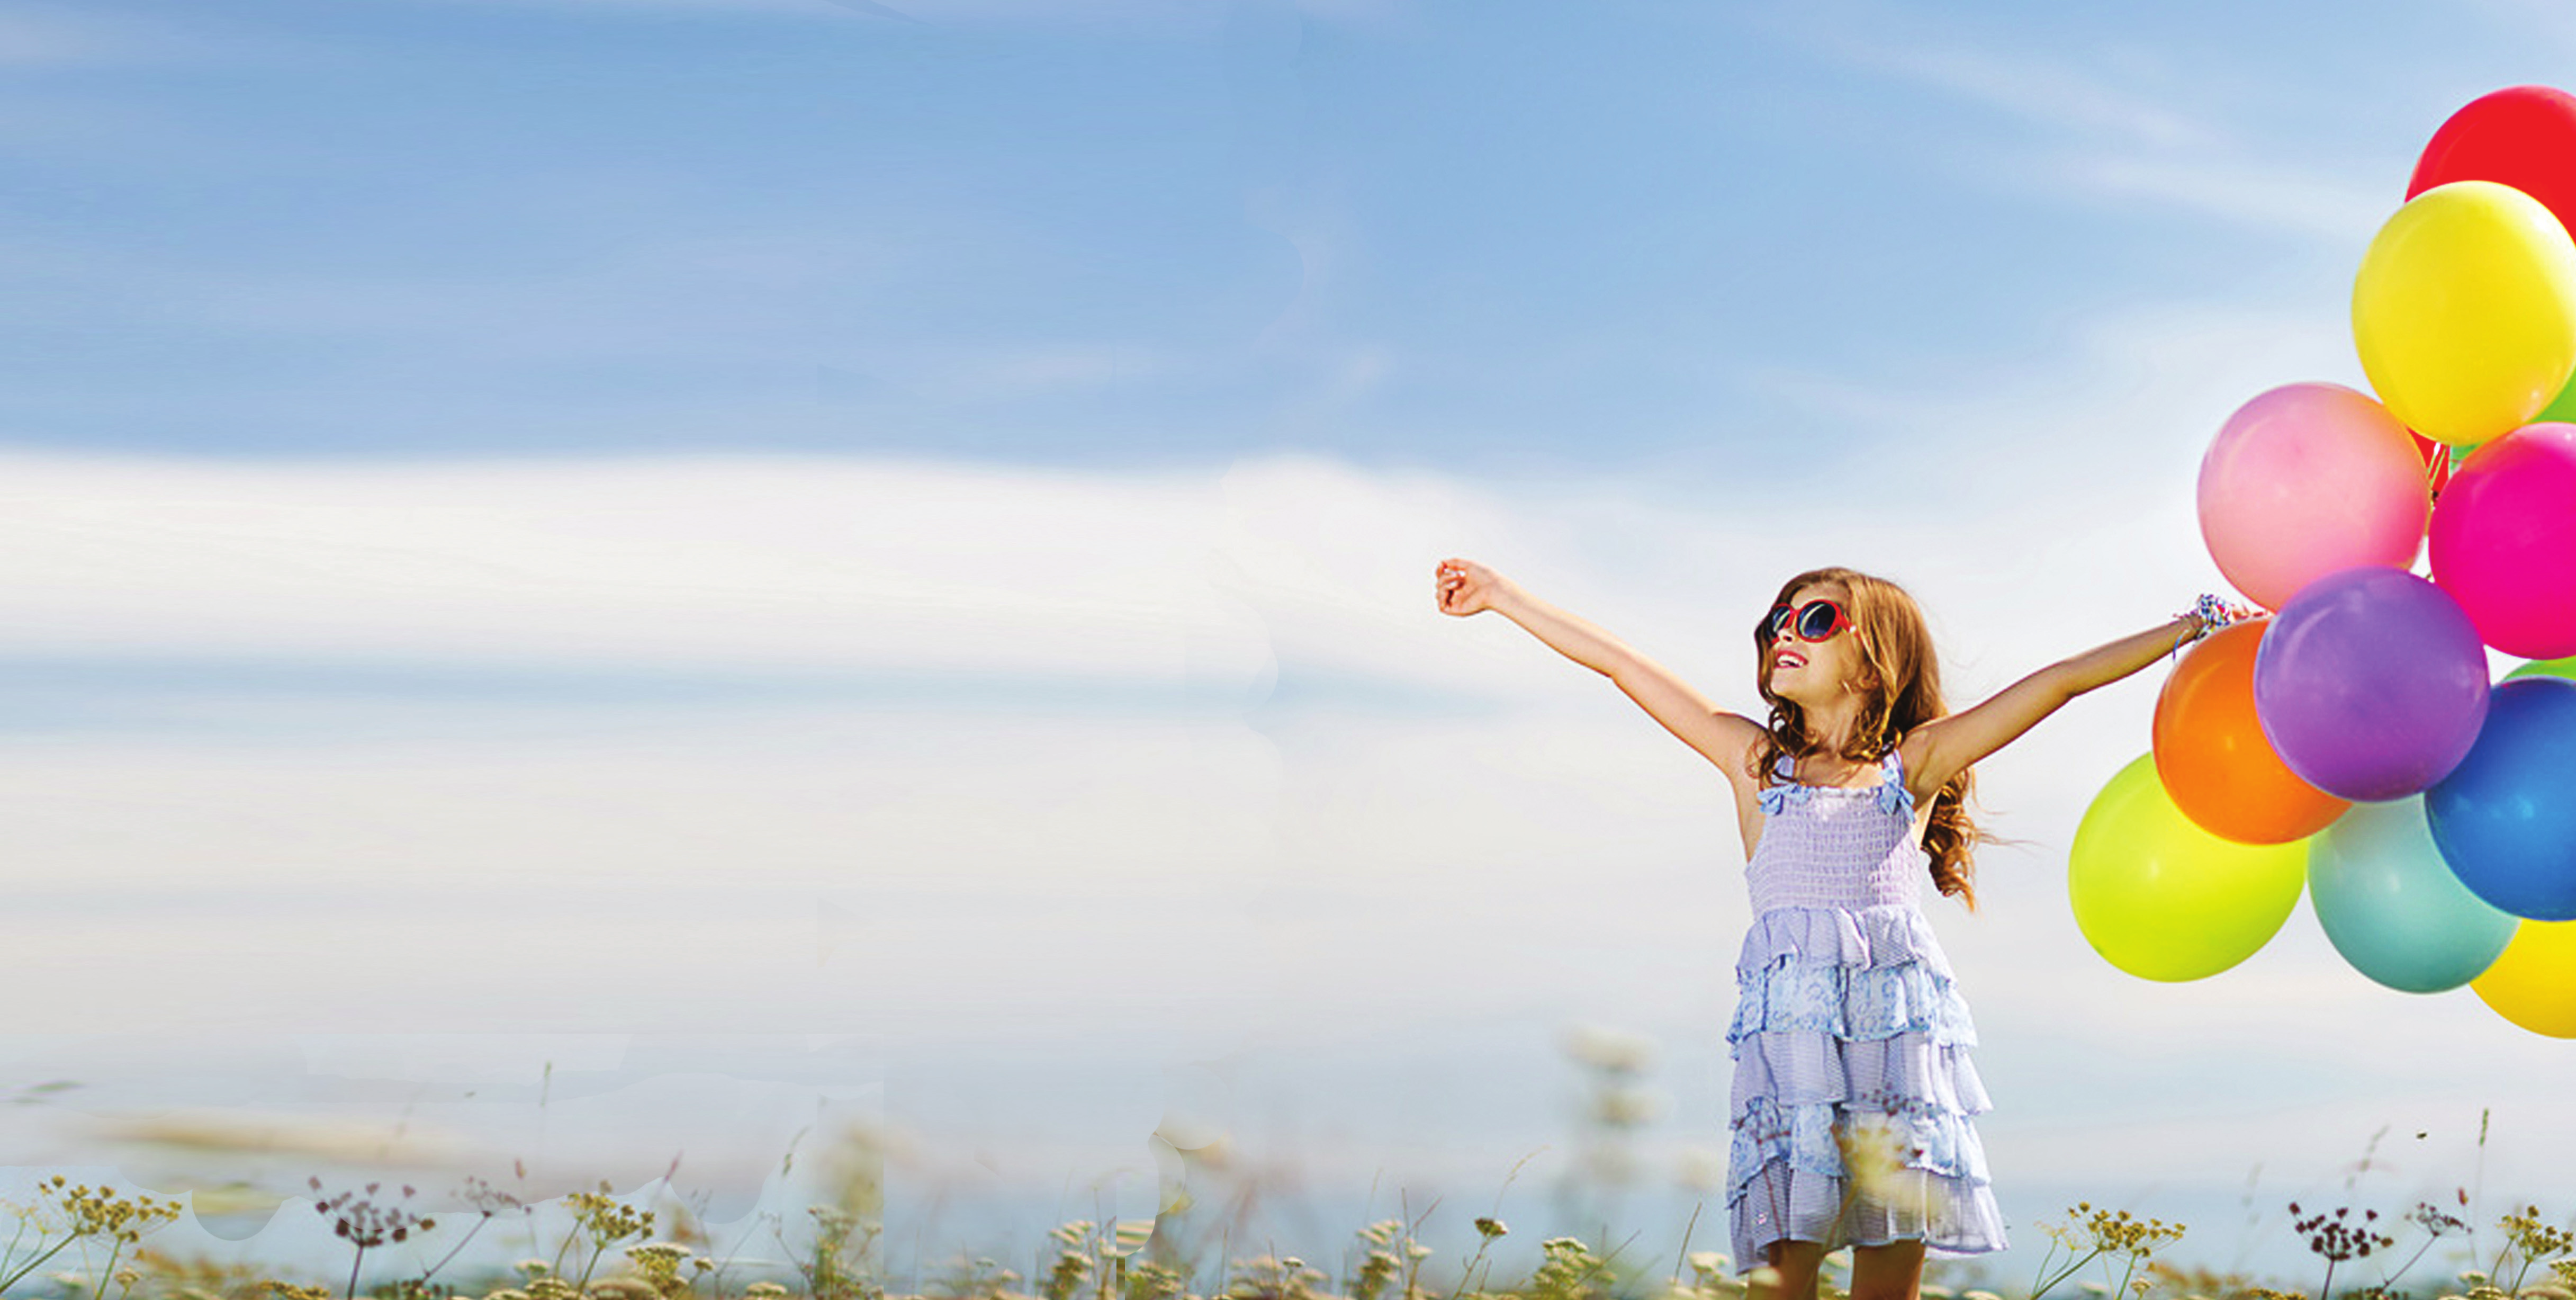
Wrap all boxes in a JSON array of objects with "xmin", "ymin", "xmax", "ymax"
[{"xmin": 1764, "ymin": 581, "xmax": 1868, "ymax": 706}]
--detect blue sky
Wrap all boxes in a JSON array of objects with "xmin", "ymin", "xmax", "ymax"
[
  {"xmin": 8, "ymin": 0, "xmax": 2537, "ymax": 471},
  {"xmin": 8, "ymin": 0, "xmax": 2576, "ymax": 1288}
]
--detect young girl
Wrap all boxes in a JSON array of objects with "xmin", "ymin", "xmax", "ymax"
[{"xmin": 1432, "ymin": 558, "xmax": 2238, "ymax": 1300}]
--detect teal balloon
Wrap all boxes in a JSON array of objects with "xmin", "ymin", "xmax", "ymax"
[{"xmin": 2308, "ymin": 797, "xmax": 2516, "ymax": 992}]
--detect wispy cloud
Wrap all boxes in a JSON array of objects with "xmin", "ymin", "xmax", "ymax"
[
  {"xmin": 0, "ymin": 4, "xmax": 260, "ymax": 67},
  {"xmin": 1831, "ymin": 36, "xmax": 2210, "ymax": 152},
  {"xmin": 2062, "ymin": 154, "xmax": 2390, "ymax": 244},
  {"xmin": 383, "ymin": 0, "xmax": 1410, "ymax": 37},
  {"xmin": 1772, "ymin": 4, "xmax": 2394, "ymax": 245},
  {"xmin": 395, "ymin": 0, "xmax": 876, "ymax": 17}
]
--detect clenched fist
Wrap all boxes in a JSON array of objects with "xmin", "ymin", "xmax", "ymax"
[{"xmin": 1435, "ymin": 557, "xmax": 1515, "ymax": 617}]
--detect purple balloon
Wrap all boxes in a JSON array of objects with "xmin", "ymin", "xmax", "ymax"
[{"xmin": 2251, "ymin": 567, "xmax": 2491, "ymax": 801}]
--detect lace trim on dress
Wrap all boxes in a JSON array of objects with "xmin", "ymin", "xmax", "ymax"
[{"xmin": 1758, "ymin": 750, "xmax": 1917, "ymax": 820}]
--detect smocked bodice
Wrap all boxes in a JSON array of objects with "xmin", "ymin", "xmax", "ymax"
[{"xmin": 1745, "ymin": 749, "xmax": 1926, "ymax": 915}]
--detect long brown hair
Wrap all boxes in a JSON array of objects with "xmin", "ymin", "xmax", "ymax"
[{"xmin": 1749, "ymin": 567, "xmax": 1987, "ymax": 907}]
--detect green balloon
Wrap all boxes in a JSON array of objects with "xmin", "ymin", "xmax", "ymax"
[
  {"xmin": 2540, "ymin": 366, "xmax": 2576, "ymax": 426},
  {"xmin": 2507, "ymin": 656, "xmax": 2576, "ymax": 683},
  {"xmin": 2069, "ymin": 754, "xmax": 2310, "ymax": 982}
]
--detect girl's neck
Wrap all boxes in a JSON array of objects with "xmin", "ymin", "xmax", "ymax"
[{"xmin": 1800, "ymin": 695, "xmax": 1872, "ymax": 755}]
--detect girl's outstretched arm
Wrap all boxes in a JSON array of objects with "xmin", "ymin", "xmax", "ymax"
[
  {"xmin": 1902, "ymin": 613, "xmax": 2216, "ymax": 804},
  {"xmin": 1435, "ymin": 557, "xmax": 1765, "ymax": 777}
]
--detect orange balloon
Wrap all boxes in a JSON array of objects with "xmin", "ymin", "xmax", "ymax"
[{"xmin": 2152, "ymin": 622, "xmax": 2352, "ymax": 843}]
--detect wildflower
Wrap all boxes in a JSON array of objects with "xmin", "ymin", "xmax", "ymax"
[
  {"xmin": 1563, "ymin": 1026, "xmax": 1657, "ymax": 1074},
  {"xmin": 1595, "ymin": 1089, "xmax": 1667, "ymax": 1127},
  {"xmin": 2292, "ymin": 1205, "xmax": 2394, "ymax": 1263},
  {"xmin": 1835, "ymin": 1116, "xmax": 1948, "ymax": 1226}
]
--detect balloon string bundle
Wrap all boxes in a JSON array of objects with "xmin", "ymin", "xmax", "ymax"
[{"xmin": 2168, "ymin": 593, "xmax": 2265, "ymax": 660}]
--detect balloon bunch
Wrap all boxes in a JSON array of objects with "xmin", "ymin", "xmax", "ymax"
[{"xmin": 2066, "ymin": 87, "xmax": 2576, "ymax": 1038}]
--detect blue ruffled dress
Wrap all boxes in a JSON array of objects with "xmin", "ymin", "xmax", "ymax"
[{"xmin": 1726, "ymin": 747, "xmax": 2007, "ymax": 1268}]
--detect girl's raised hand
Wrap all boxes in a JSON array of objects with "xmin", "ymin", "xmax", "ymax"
[{"xmin": 1435, "ymin": 557, "xmax": 1511, "ymax": 617}]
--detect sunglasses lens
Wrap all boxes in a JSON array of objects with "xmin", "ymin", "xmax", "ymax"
[
  {"xmin": 1760, "ymin": 606, "xmax": 1790, "ymax": 641},
  {"xmin": 1797, "ymin": 602, "xmax": 1839, "ymax": 640}
]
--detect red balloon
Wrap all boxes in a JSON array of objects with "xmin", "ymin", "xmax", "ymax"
[
  {"xmin": 2410, "ymin": 86, "xmax": 2576, "ymax": 240},
  {"xmin": 2410, "ymin": 428, "xmax": 2456, "ymax": 497}
]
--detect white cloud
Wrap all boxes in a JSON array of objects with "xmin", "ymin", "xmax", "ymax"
[{"xmin": 0, "ymin": 453, "xmax": 1269, "ymax": 683}]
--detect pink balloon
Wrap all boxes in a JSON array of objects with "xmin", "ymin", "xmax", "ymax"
[
  {"xmin": 2199, "ymin": 383, "xmax": 2431, "ymax": 609},
  {"xmin": 2430, "ymin": 422, "xmax": 2576, "ymax": 657}
]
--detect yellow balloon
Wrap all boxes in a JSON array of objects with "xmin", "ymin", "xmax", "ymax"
[
  {"xmin": 2068, "ymin": 754, "xmax": 2309, "ymax": 982},
  {"xmin": 2353, "ymin": 180, "xmax": 2576, "ymax": 445},
  {"xmin": 2471, "ymin": 918, "xmax": 2576, "ymax": 1038}
]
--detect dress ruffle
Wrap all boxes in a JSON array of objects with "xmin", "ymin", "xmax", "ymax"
[
  {"xmin": 1730, "ymin": 1161, "xmax": 2006, "ymax": 1265},
  {"xmin": 1729, "ymin": 1030, "xmax": 1990, "ymax": 1117},
  {"xmin": 1725, "ymin": 904, "xmax": 2005, "ymax": 1267},
  {"xmin": 1733, "ymin": 903, "xmax": 1961, "ymax": 985},
  {"xmin": 1726, "ymin": 1093, "xmax": 1990, "ymax": 1192}
]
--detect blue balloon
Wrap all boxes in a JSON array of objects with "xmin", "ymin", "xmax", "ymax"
[
  {"xmin": 2427, "ymin": 677, "xmax": 2576, "ymax": 920},
  {"xmin": 2309, "ymin": 797, "xmax": 2515, "ymax": 991}
]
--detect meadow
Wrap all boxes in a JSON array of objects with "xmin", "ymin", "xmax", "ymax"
[{"xmin": 7, "ymin": 1108, "xmax": 2571, "ymax": 1300}]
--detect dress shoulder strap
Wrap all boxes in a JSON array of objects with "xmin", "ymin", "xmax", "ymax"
[{"xmin": 1877, "ymin": 745, "xmax": 1917, "ymax": 819}]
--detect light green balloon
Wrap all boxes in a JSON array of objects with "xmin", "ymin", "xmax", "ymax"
[{"xmin": 2069, "ymin": 754, "xmax": 2310, "ymax": 982}]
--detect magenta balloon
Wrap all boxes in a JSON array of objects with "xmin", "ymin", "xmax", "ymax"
[
  {"xmin": 2251, "ymin": 567, "xmax": 2492, "ymax": 801},
  {"xmin": 2198, "ymin": 383, "xmax": 2430, "ymax": 610},
  {"xmin": 2429, "ymin": 422, "xmax": 2576, "ymax": 658}
]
